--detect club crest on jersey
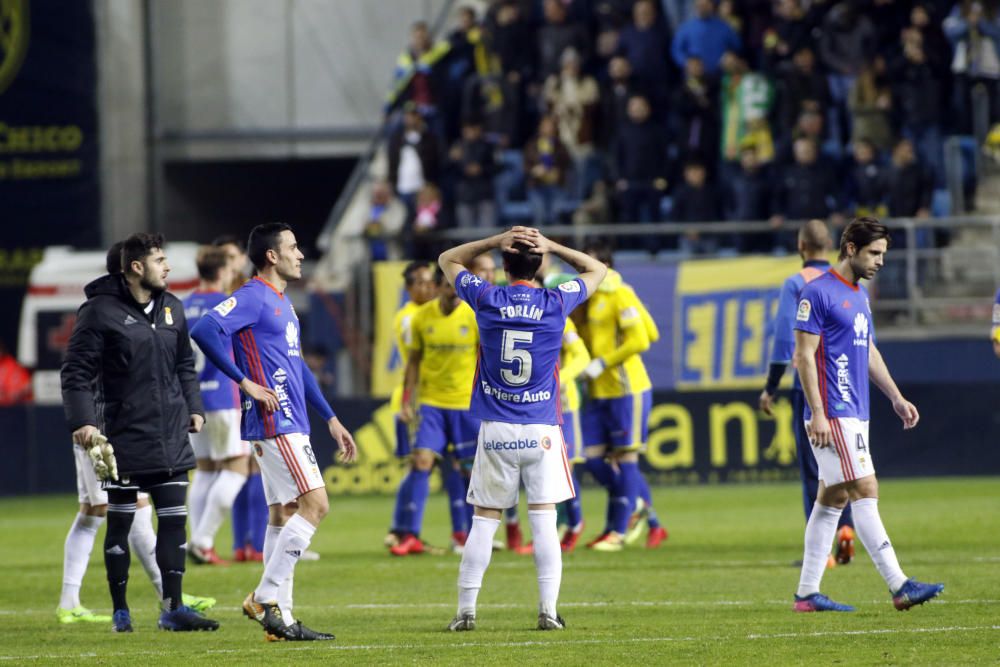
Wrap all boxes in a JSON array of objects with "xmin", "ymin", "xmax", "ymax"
[
  {"xmin": 163, "ymin": 306, "xmax": 174, "ymax": 326},
  {"xmin": 558, "ymin": 280, "xmax": 580, "ymax": 293},
  {"xmin": 459, "ymin": 326, "xmax": 469, "ymax": 336},
  {"xmin": 796, "ymin": 299, "xmax": 811, "ymax": 322},
  {"xmin": 853, "ymin": 313, "xmax": 869, "ymax": 346},
  {"xmin": 214, "ymin": 297, "xmax": 237, "ymax": 317},
  {"xmin": 461, "ymin": 273, "xmax": 482, "ymax": 287}
]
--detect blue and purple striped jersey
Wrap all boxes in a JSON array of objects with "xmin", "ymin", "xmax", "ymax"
[
  {"xmin": 793, "ymin": 269, "xmax": 874, "ymax": 421},
  {"xmin": 183, "ymin": 290, "xmax": 240, "ymax": 412},
  {"xmin": 454, "ymin": 270, "xmax": 588, "ymax": 425},
  {"xmin": 201, "ymin": 277, "xmax": 309, "ymax": 439}
]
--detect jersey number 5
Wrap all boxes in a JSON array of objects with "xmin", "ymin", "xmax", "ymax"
[{"xmin": 501, "ymin": 329, "xmax": 533, "ymax": 386}]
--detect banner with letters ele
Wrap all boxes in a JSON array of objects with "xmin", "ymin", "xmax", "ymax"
[{"xmin": 0, "ymin": 0, "xmax": 100, "ymax": 351}]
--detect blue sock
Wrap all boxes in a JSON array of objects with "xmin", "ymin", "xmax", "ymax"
[
  {"xmin": 392, "ymin": 472, "xmax": 415, "ymax": 534},
  {"xmin": 231, "ymin": 479, "xmax": 249, "ymax": 551},
  {"xmin": 565, "ymin": 473, "xmax": 583, "ymax": 530},
  {"xmin": 247, "ymin": 473, "xmax": 267, "ymax": 552},
  {"xmin": 585, "ymin": 456, "xmax": 615, "ymax": 489},
  {"xmin": 637, "ymin": 473, "xmax": 661, "ymax": 529},
  {"xmin": 444, "ymin": 467, "xmax": 468, "ymax": 533},
  {"xmin": 612, "ymin": 462, "xmax": 641, "ymax": 534},
  {"xmin": 409, "ymin": 469, "xmax": 431, "ymax": 537}
]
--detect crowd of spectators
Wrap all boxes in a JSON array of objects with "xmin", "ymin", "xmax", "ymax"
[{"xmin": 374, "ymin": 0, "xmax": 996, "ymax": 256}]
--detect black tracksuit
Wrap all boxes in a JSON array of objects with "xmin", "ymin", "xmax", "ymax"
[{"xmin": 61, "ymin": 273, "xmax": 203, "ymax": 477}]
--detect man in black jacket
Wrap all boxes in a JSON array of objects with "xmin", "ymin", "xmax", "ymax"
[{"xmin": 61, "ymin": 233, "xmax": 218, "ymax": 633}]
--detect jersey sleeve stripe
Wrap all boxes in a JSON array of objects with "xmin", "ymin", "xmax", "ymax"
[
  {"xmin": 276, "ymin": 434, "xmax": 309, "ymax": 494},
  {"xmin": 815, "ymin": 336, "xmax": 829, "ymax": 417}
]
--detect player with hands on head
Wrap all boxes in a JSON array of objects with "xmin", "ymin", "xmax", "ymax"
[
  {"xmin": 191, "ymin": 223, "xmax": 355, "ymax": 642},
  {"xmin": 439, "ymin": 226, "xmax": 606, "ymax": 631},
  {"xmin": 791, "ymin": 217, "xmax": 941, "ymax": 613}
]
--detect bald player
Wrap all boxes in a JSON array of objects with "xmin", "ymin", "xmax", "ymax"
[{"xmin": 760, "ymin": 219, "xmax": 855, "ymax": 566}]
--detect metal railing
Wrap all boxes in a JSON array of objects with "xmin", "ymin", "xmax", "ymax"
[{"xmin": 335, "ymin": 216, "xmax": 1000, "ymax": 372}]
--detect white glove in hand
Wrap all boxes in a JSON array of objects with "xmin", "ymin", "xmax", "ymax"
[
  {"xmin": 87, "ymin": 433, "xmax": 119, "ymax": 481},
  {"xmin": 582, "ymin": 358, "xmax": 606, "ymax": 380}
]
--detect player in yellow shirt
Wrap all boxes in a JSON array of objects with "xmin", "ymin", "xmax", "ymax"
[
  {"xmin": 578, "ymin": 244, "xmax": 667, "ymax": 551},
  {"xmin": 390, "ymin": 266, "xmax": 480, "ymax": 556},
  {"xmin": 552, "ymin": 287, "xmax": 591, "ymax": 552},
  {"xmin": 386, "ymin": 262, "xmax": 436, "ymax": 548}
]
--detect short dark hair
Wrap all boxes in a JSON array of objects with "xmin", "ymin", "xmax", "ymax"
[
  {"xmin": 839, "ymin": 216, "xmax": 891, "ymax": 260},
  {"xmin": 121, "ymin": 233, "xmax": 165, "ymax": 275},
  {"xmin": 434, "ymin": 264, "xmax": 447, "ymax": 284},
  {"xmin": 196, "ymin": 245, "xmax": 229, "ymax": 282},
  {"xmin": 247, "ymin": 223, "xmax": 293, "ymax": 270},
  {"xmin": 584, "ymin": 240, "xmax": 614, "ymax": 268},
  {"xmin": 212, "ymin": 234, "xmax": 244, "ymax": 251},
  {"xmin": 403, "ymin": 260, "xmax": 431, "ymax": 286},
  {"xmin": 502, "ymin": 243, "xmax": 543, "ymax": 282},
  {"xmin": 105, "ymin": 241, "xmax": 124, "ymax": 275}
]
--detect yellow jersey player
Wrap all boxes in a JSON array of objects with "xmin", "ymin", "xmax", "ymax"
[
  {"xmin": 579, "ymin": 243, "xmax": 667, "ymax": 551},
  {"xmin": 390, "ymin": 266, "xmax": 480, "ymax": 556},
  {"xmin": 386, "ymin": 262, "xmax": 436, "ymax": 547}
]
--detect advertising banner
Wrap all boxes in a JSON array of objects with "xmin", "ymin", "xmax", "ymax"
[{"xmin": 0, "ymin": 0, "xmax": 100, "ymax": 351}]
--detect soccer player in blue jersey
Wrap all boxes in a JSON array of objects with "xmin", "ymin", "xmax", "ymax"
[
  {"xmin": 792, "ymin": 217, "xmax": 943, "ymax": 613},
  {"xmin": 760, "ymin": 220, "xmax": 855, "ymax": 567},
  {"xmin": 214, "ymin": 235, "xmax": 268, "ymax": 563},
  {"xmin": 191, "ymin": 223, "xmax": 357, "ymax": 641},
  {"xmin": 439, "ymin": 227, "xmax": 607, "ymax": 631},
  {"xmin": 184, "ymin": 246, "xmax": 248, "ymax": 565}
]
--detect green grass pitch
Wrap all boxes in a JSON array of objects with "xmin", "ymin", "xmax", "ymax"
[{"xmin": 1, "ymin": 477, "xmax": 997, "ymax": 665}]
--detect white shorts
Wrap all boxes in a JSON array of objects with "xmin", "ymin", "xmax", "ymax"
[
  {"xmin": 806, "ymin": 417, "xmax": 875, "ymax": 486},
  {"xmin": 250, "ymin": 433, "xmax": 325, "ymax": 506},
  {"xmin": 466, "ymin": 421, "xmax": 575, "ymax": 509},
  {"xmin": 73, "ymin": 444, "xmax": 148, "ymax": 505},
  {"xmin": 190, "ymin": 409, "xmax": 249, "ymax": 461}
]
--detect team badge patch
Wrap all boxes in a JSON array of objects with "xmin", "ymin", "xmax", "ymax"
[
  {"xmin": 214, "ymin": 297, "xmax": 237, "ymax": 317},
  {"xmin": 541, "ymin": 436, "xmax": 552, "ymax": 450},
  {"xmin": 163, "ymin": 306, "xmax": 174, "ymax": 325},
  {"xmin": 253, "ymin": 443, "xmax": 263, "ymax": 457},
  {"xmin": 796, "ymin": 299, "xmax": 811, "ymax": 322},
  {"xmin": 558, "ymin": 280, "xmax": 580, "ymax": 293}
]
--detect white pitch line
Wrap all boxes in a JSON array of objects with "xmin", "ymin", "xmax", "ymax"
[
  {"xmin": 2, "ymin": 625, "xmax": 998, "ymax": 661},
  {"xmin": 5, "ymin": 598, "xmax": 995, "ymax": 617}
]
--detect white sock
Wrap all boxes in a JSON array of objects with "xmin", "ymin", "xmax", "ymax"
[
  {"xmin": 457, "ymin": 515, "xmax": 500, "ymax": 617},
  {"xmin": 188, "ymin": 469, "xmax": 218, "ymax": 534},
  {"xmin": 193, "ymin": 470, "xmax": 246, "ymax": 549},
  {"xmin": 851, "ymin": 497, "xmax": 908, "ymax": 592},
  {"xmin": 129, "ymin": 505, "xmax": 162, "ymax": 597},
  {"xmin": 60, "ymin": 513, "xmax": 104, "ymax": 609},
  {"xmin": 279, "ymin": 570, "xmax": 295, "ymax": 625},
  {"xmin": 263, "ymin": 524, "xmax": 281, "ymax": 565},
  {"xmin": 255, "ymin": 514, "xmax": 314, "ymax": 603},
  {"xmin": 529, "ymin": 510, "xmax": 562, "ymax": 618},
  {"xmin": 796, "ymin": 503, "xmax": 842, "ymax": 597}
]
